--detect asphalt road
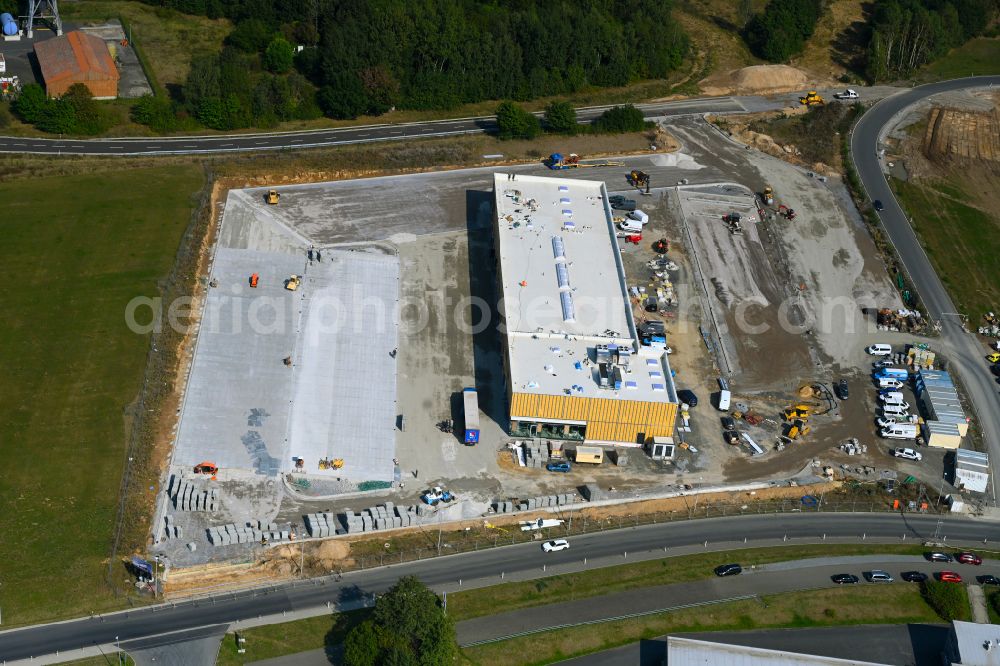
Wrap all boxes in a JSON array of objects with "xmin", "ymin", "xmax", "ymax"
[
  {"xmin": 457, "ymin": 552, "xmax": 998, "ymax": 646},
  {"xmin": 0, "ymin": 97, "xmax": 746, "ymax": 156},
  {"xmin": 1, "ymin": 512, "xmax": 999, "ymax": 661},
  {"xmin": 0, "ymin": 87, "xmax": 898, "ymax": 156},
  {"xmin": 850, "ymin": 76, "xmax": 1000, "ymax": 502}
]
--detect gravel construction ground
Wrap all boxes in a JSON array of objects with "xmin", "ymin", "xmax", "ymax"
[{"xmin": 157, "ymin": 115, "xmax": 928, "ymax": 574}]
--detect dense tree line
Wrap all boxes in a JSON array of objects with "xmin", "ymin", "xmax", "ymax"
[
  {"xmin": 866, "ymin": 0, "xmax": 998, "ymax": 80},
  {"xmin": 133, "ymin": 0, "xmax": 688, "ymax": 130},
  {"xmin": 743, "ymin": 0, "xmax": 823, "ymax": 62},
  {"xmin": 13, "ymin": 83, "xmax": 112, "ymax": 134}
]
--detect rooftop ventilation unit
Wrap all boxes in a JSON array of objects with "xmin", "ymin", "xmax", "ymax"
[
  {"xmin": 556, "ymin": 263, "xmax": 570, "ymax": 290},
  {"xmin": 560, "ymin": 291, "xmax": 575, "ymax": 322},
  {"xmin": 551, "ymin": 236, "xmax": 566, "ymax": 260}
]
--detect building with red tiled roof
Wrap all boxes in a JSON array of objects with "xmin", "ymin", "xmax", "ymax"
[{"xmin": 34, "ymin": 31, "xmax": 118, "ymax": 98}]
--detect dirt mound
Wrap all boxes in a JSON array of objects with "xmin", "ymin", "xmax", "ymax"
[
  {"xmin": 733, "ymin": 65, "xmax": 809, "ymax": 94},
  {"xmin": 924, "ymin": 102, "xmax": 1000, "ymax": 166}
]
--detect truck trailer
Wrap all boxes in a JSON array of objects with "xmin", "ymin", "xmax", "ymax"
[{"xmin": 463, "ymin": 387, "xmax": 480, "ymax": 445}]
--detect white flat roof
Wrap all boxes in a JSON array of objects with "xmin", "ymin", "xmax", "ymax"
[
  {"xmin": 494, "ymin": 173, "xmax": 674, "ymax": 404},
  {"xmin": 668, "ymin": 637, "xmax": 890, "ymax": 666}
]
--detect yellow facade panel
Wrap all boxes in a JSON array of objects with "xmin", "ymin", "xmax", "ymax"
[
  {"xmin": 587, "ymin": 420, "xmax": 612, "ymax": 441},
  {"xmin": 564, "ymin": 396, "xmax": 588, "ymax": 421}
]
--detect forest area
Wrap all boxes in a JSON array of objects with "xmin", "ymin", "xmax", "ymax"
[
  {"xmin": 740, "ymin": 0, "xmax": 996, "ymax": 78},
  {"xmin": 130, "ymin": 0, "xmax": 690, "ymax": 131},
  {"xmin": 866, "ymin": 0, "xmax": 998, "ymax": 80}
]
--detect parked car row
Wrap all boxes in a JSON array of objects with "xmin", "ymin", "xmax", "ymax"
[
  {"xmin": 715, "ymin": 553, "xmax": 987, "ymax": 584},
  {"xmin": 866, "ymin": 345, "xmax": 920, "ymax": 443}
]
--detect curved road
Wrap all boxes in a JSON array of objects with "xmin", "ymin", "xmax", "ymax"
[
  {"xmin": 0, "ymin": 512, "xmax": 999, "ymax": 661},
  {"xmin": 850, "ymin": 76, "xmax": 1000, "ymax": 500}
]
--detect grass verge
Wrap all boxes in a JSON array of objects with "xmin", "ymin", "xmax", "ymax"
[
  {"xmin": 0, "ymin": 166, "xmax": 205, "ymax": 624},
  {"xmin": 892, "ymin": 176, "xmax": 1000, "ymax": 323},
  {"xmin": 216, "ymin": 610, "xmax": 370, "ymax": 666},
  {"xmin": 445, "ymin": 543, "xmax": 925, "ymax": 621},
  {"xmin": 918, "ymin": 38, "xmax": 1000, "ymax": 81},
  {"xmin": 459, "ymin": 585, "xmax": 946, "ymax": 665}
]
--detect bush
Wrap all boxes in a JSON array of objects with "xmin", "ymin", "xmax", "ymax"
[
  {"xmin": 263, "ymin": 36, "xmax": 294, "ymax": 74},
  {"xmin": 132, "ymin": 95, "xmax": 178, "ymax": 132},
  {"xmin": 12, "ymin": 83, "xmax": 47, "ymax": 123},
  {"xmin": 544, "ymin": 101, "xmax": 577, "ymax": 134},
  {"xmin": 743, "ymin": 0, "xmax": 822, "ymax": 62},
  {"xmin": 226, "ymin": 18, "xmax": 273, "ymax": 53},
  {"xmin": 495, "ymin": 101, "xmax": 540, "ymax": 140},
  {"xmin": 592, "ymin": 104, "xmax": 648, "ymax": 133},
  {"xmin": 921, "ymin": 580, "xmax": 969, "ymax": 621}
]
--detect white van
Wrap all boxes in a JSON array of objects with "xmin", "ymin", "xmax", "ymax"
[
  {"xmin": 628, "ymin": 210, "xmax": 650, "ymax": 225},
  {"xmin": 618, "ymin": 219, "xmax": 643, "ymax": 233},
  {"xmin": 866, "ymin": 344, "xmax": 892, "ymax": 356},
  {"xmin": 882, "ymin": 398, "xmax": 910, "ymax": 411},
  {"xmin": 881, "ymin": 403, "xmax": 910, "ymax": 417},
  {"xmin": 881, "ymin": 423, "xmax": 918, "ymax": 440},
  {"xmin": 717, "ymin": 390, "xmax": 731, "ymax": 411},
  {"xmin": 879, "ymin": 391, "xmax": 904, "ymax": 403},
  {"xmin": 876, "ymin": 377, "xmax": 903, "ymax": 389}
]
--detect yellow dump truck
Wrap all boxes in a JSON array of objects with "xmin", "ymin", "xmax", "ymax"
[{"xmin": 574, "ymin": 446, "xmax": 604, "ymax": 464}]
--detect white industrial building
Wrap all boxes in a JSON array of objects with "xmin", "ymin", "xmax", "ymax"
[
  {"xmin": 953, "ymin": 448, "xmax": 990, "ymax": 494},
  {"xmin": 916, "ymin": 369, "xmax": 969, "ymax": 448},
  {"xmin": 492, "ymin": 173, "xmax": 679, "ymax": 446},
  {"xmin": 667, "ymin": 636, "xmax": 890, "ymax": 666},
  {"xmin": 945, "ymin": 621, "xmax": 1000, "ymax": 665}
]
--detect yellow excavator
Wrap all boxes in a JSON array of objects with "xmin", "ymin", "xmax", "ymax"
[
  {"xmin": 266, "ymin": 189, "xmax": 280, "ymax": 204},
  {"xmin": 799, "ymin": 91, "xmax": 824, "ymax": 106},
  {"xmin": 284, "ymin": 275, "xmax": 301, "ymax": 291},
  {"xmin": 782, "ymin": 404, "xmax": 813, "ymax": 421}
]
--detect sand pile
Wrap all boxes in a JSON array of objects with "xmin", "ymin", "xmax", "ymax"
[{"xmin": 731, "ymin": 65, "xmax": 809, "ymax": 94}]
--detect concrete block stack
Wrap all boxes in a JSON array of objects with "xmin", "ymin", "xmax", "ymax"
[
  {"xmin": 168, "ymin": 475, "xmax": 218, "ymax": 513},
  {"xmin": 523, "ymin": 440, "xmax": 550, "ymax": 468},
  {"xmin": 334, "ymin": 503, "xmax": 427, "ymax": 535},
  {"xmin": 162, "ymin": 515, "xmax": 183, "ymax": 540},
  {"xmin": 206, "ymin": 521, "xmax": 291, "ymax": 547},
  {"xmin": 492, "ymin": 493, "xmax": 576, "ymax": 514},
  {"xmin": 305, "ymin": 513, "xmax": 335, "ymax": 537}
]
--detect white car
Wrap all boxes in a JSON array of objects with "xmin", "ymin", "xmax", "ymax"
[
  {"xmin": 892, "ymin": 447, "xmax": 922, "ymax": 461},
  {"xmin": 542, "ymin": 539, "xmax": 570, "ymax": 553},
  {"xmin": 866, "ymin": 344, "xmax": 892, "ymax": 356},
  {"xmin": 835, "ymin": 89, "xmax": 859, "ymax": 100},
  {"xmin": 876, "ymin": 417, "xmax": 897, "ymax": 428}
]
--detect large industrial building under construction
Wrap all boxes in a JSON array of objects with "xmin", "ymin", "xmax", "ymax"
[{"xmin": 492, "ymin": 173, "xmax": 678, "ymax": 447}]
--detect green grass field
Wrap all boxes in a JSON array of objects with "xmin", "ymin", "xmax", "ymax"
[
  {"xmin": 893, "ymin": 176, "xmax": 1000, "ymax": 323},
  {"xmin": 0, "ymin": 166, "xmax": 204, "ymax": 624},
  {"xmin": 918, "ymin": 37, "xmax": 1000, "ymax": 80}
]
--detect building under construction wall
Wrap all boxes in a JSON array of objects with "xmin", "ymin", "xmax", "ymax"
[{"xmin": 492, "ymin": 173, "xmax": 678, "ymax": 446}]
